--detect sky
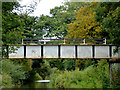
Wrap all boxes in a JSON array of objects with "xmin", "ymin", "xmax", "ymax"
[{"xmin": 19, "ymin": 0, "xmax": 65, "ymax": 16}]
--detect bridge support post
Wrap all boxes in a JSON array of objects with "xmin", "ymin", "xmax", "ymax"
[{"xmin": 109, "ymin": 59, "xmax": 120, "ymax": 88}]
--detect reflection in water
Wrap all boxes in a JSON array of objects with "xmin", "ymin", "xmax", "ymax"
[
  {"xmin": 35, "ymin": 80, "xmax": 50, "ymax": 82},
  {"xmin": 20, "ymin": 81, "xmax": 49, "ymax": 88}
]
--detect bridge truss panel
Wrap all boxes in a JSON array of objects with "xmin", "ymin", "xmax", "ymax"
[
  {"xmin": 61, "ymin": 46, "xmax": 75, "ymax": 58},
  {"xmin": 26, "ymin": 46, "xmax": 41, "ymax": 58},
  {"xmin": 77, "ymin": 46, "xmax": 93, "ymax": 58},
  {"xmin": 9, "ymin": 46, "xmax": 24, "ymax": 58},
  {"xmin": 95, "ymin": 46, "xmax": 110, "ymax": 58},
  {"xmin": 43, "ymin": 46, "xmax": 58, "ymax": 58}
]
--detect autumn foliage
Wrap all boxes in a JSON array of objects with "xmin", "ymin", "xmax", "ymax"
[{"xmin": 66, "ymin": 5, "xmax": 102, "ymax": 39}]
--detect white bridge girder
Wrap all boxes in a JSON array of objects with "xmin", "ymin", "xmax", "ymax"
[{"xmin": 8, "ymin": 45, "xmax": 120, "ymax": 59}]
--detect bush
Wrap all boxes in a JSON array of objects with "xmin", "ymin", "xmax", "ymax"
[
  {"xmin": 49, "ymin": 59, "xmax": 110, "ymax": 88},
  {"xmin": 48, "ymin": 59, "xmax": 64, "ymax": 70},
  {"xmin": 33, "ymin": 73, "xmax": 43, "ymax": 80},
  {"xmin": 2, "ymin": 72, "xmax": 14, "ymax": 88},
  {"xmin": 1, "ymin": 59, "xmax": 26, "ymax": 86},
  {"xmin": 11, "ymin": 59, "xmax": 32, "ymax": 71},
  {"xmin": 39, "ymin": 60, "xmax": 52, "ymax": 79},
  {"xmin": 63, "ymin": 59, "xmax": 76, "ymax": 70},
  {"xmin": 76, "ymin": 59, "xmax": 95, "ymax": 70},
  {"xmin": 48, "ymin": 59, "xmax": 76, "ymax": 71},
  {"xmin": 48, "ymin": 73, "xmax": 60, "ymax": 88}
]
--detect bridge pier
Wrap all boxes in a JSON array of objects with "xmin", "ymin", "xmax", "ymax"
[{"xmin": 109, "ymin": 59, "xmax": 120, "ymax": 88}]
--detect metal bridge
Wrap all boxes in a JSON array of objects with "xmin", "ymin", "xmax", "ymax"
[{"xmin": 6, "ymin": 39, "xmax": 120, "ymax": 59}]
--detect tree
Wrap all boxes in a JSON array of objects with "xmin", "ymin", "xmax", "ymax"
[
  {"xmin": 95, "ymin": 2, "xmax": 120, "ymax": 52},
  {"xmin": 37, "ymin": 2, "xmax": 87, "ymax": 38},
  {"xmin": 2, "ymin": 2, "xmax": 23, "ymax": 45},
  {"xmin": 19, "ymin": 14, "xmax": 43, "ymax": 39},
  {"xmin": 2, "ymin": 2, "xmax": 43, "ymax": 57},
  {"xmin": 2, "ymin": 0, "xmax": 43, "ymax": 43},
  {"xmin": 36, "ymin": 15, "xmax": 52, "ymax": 38},
  {"xmin": 66, "ymin": 3, "xmax": 102, "ymax": 39}
]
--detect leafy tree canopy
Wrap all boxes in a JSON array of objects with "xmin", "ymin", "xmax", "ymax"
[
  {"xmin": 95, "ymin": 2, "xmax": 120, "ymax": 52},
  {"xmin": 66, "ymin": 3, "xmax": 102, "ymax": 39},
  {"xmin": 37, "ymin": 2, "xmax": 87, "ymax": 38},
  {"xmin": 2, "ymin": 1, "xmax": 42, "ymax": 45}
]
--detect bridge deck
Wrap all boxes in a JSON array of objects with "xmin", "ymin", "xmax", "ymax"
[{"xmin": 8, "ymin": 44, "xmax": 120, "ymax": 59}]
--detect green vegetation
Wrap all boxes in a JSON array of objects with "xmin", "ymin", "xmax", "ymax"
[
  {"xmin": 1, "ymin": 1, "xmax": 120, "ymax": 89},
  {"xmin": 76, "ymin": 59, "xmax": 95, "ymax": 70},
  {"xmin": 37, "ymin": 2, "xmax": 87, "ymax": 38},
  {"xmin": 95, "ymin": 2, "xmax": 120, "ymax": 52},
  {"xmin": 30, "ymin": 60, "xmax": 52, "ymax": 80},
  {"xmin": 1, "ymin": 59, "xmax": 26, "ymax": 88},
  {"xmin": 47, "ymin": 59, "xmax": 76, "ymax": 70},
  {"xmin": 66, "ymin": 3, "xmax": 102, "ymax": 39},
  {"xmin": 48, "ymin": 59, "xmax": 110, "ymax": 88}
]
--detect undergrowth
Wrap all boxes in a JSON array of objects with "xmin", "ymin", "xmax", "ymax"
[{"xmin": 48, "ymin": 59, "xmax": 110, "ymax": 88}]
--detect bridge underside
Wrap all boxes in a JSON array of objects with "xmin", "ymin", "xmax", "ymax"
[{"xmin": 8, "ymin": 44, "xmax": 120, "ymax": 59}]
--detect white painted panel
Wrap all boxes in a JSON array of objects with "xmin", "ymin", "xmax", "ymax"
[
  {"xmin": 43, "ymin": 46, "xmax": 58, "ymax": 58},
  {"xmin": 9, "ymin": 46, "xmax": 24, "ymax": 58},
  {"xmin": 95, "ymin": 46, "xmax": 109, "ymax": 58},
  {"xmin": 26, "ymin": 46, "xmax": 41, "ymax": 58},
  {"xmin": 112, "ymin": 46, "xmax": 120, "ymax": 58},
  {"xmin": 61, "ymin": 46, "xmax": 75, "ymax": 58},
  {"xmin": 77, "ymin": 46, "xmax": 92, "ymax": 58}
]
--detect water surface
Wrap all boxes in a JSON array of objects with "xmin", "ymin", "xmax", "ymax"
[{"xmin": 20, "ymin": 80, "xmax": 50, "ymax": 88}]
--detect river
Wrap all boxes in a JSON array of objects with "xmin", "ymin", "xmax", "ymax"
[{"xmin": 17, "ymin": 80, "xmax": 50, "ymax": 88}]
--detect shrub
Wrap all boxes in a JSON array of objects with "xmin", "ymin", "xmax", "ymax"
[
  {"xmin": 76, "ymin": 59, "xmax": 95, "ymax": 70},
  {"xmin": 11, "ymin": 59, "xmax": 32, "ymax": 71},
  {"xmin": 48, "ymin": 59, "xmax": 64, "ymax": 70},
  {"xmin": 49, "ymin": 59, "xmax": 110, "ymax": 88},
  {"xmin": 33, "ymin": 73, "xmax": 43, "ymax": 80},
  {"xmin": 63, "ymin": 59, "xmax": 76, "ymax": 70},
  {"xmin": 1, "ymin": 59, "xmax": 26, "ymax": 85},
  {"xmin": 2, "ymin": 72, "xmax": 14, "ymax": 88},
  {"xmin": 38, "ymin": 60, "xmax": 52, "ymax": 79}
]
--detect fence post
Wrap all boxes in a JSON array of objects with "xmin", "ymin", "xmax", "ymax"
[
  {"xmin": 83, "ymin": 39, "xmax": 85, "ymax": 44},
  {"xmin": 44, "ymin": 38, "xmax": 46, "ymax": 44},
  {"xmin": 22, "ymin": 39, "xmax": 23, "ymax": 44},
  {"xmin": 104, "ymin": 38, "xmax": 106, "ymax": 44},
  {"xmin": 63, "ymin": 39, "xmax": 65, "ymax": 44}
]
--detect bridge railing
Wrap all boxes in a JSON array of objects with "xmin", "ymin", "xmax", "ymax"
[{"xmin": 10, "ymin": 38, "xmax": 107, "ymax": 45}]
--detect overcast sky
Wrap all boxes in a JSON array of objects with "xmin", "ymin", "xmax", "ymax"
[{"xmin": 19, "ymin": 0, "xmax": 65, "ymax": 16}]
